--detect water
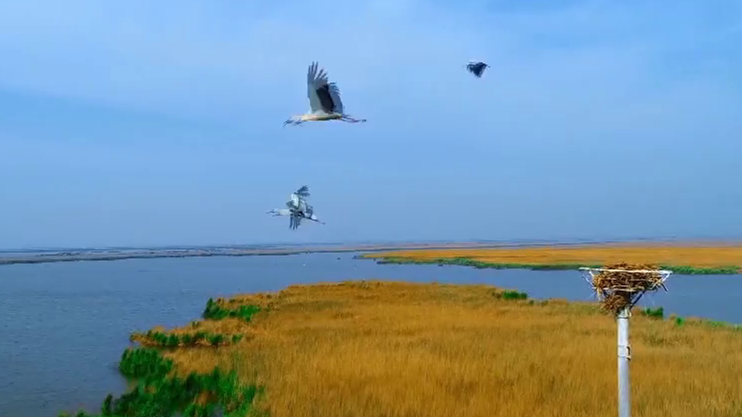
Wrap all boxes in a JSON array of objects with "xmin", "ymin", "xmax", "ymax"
[{"xmin": 0, "ymin": 253, "xmax": 740, "ymax": 417}]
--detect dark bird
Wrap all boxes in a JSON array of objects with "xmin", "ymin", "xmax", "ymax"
[{"xmin": 465, "ymin": 61, "xmax": 489, "ymax": 78}]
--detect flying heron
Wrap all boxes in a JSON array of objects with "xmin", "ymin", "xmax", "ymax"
[
  {"xmin": 284, "ymin": 62, "xmax": 367, "ymax": 127},
  {"xmin": 266, "ymin": 204, "xmax": 325, "ymax": 230},
  {"xmin": 465, "ymin": 61, "xmax": 489, "ymax": 78},
  {"xmin": 267, "ymin": 186, "xmax": 325, "ymax": 230},
  {"xmin": 287, "ymin": 189, "xmax": 325, "ymax": 226}
]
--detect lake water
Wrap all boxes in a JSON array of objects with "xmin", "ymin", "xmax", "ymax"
[{"xmin": 1, "ymin": 252, "xmax": 740, "ymax": 417}]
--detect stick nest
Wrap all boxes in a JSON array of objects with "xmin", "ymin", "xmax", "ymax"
[{"xmin": 591, "ymin": 263, "xmax": 666, "ymax": 315}]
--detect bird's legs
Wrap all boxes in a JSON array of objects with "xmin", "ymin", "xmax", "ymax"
[
  {"xmin": 340, "ymin": 114, "xmax": 366, "ymax": 123},
  {"xmin": 283, "ymin": 120, "xmax": 305, "ymax": 127}
]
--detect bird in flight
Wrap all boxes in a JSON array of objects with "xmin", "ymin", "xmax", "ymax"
[
  {"xmin": 465, "ymin": 61, "xmax": 489, "ymax": 78},
  {"xmin": 284, "ymin": 62, "xmax": 367, "ymax": 127},
  {"xmin": 267, "ymin": 202, "xmax": 324, "ymax": 230},
  {"xmin": 267, "ymin": 186, "xmax": 325, "ymax": 229}
]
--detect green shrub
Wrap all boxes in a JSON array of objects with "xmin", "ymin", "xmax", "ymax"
[
  {"xmin": 642, "ymin": 307, "xmax": 664, "ymax": 319},
  {"xmin": 496, "ymin": 290, "xmax": 528, "ymax": 300}
]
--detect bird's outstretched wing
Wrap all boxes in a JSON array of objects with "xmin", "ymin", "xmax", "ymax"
[
  {"xmin": 295, "ymin": 185, "xmax": 310, "ymax": 198},
  {"xmin": 307, "ymin": 62, "xmax": 339, "ymax": 114},
  {"xmin": 323, "ymin": 82, "xmax": 344, "ymax": 114},
  {"xmin": 307, "ymin": 62, "xmax": 328, "ymax": 114}
]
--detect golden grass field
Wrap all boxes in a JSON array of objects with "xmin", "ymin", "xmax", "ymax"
[
  {"xmin": 161, "ymin": 281, "xmax": 742, "ymax": 417},
  {"xmin": 365, "ymin": 244, "xmax": 742, "ymax": 269}
]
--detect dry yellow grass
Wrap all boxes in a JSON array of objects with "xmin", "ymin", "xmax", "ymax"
[
  {"xmin": 162, "ymin": 281, "xmax": 742, "ymax": 417},
  {"xmin": 366, "ymin": 244, "xmax": 742, "ymax": 269}
]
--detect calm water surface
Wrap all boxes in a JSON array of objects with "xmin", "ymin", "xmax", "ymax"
[{"xmin": 1, "ymin": 253, "xmax": 740, "ymax": 417}]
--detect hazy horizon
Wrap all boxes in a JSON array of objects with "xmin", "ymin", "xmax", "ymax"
[
  {"xmin": 1, "ymin": 0, "xmax": 741, "ymax": 248},
  {"xmin": 4, "ymin": 234, "xmax": 742, "ymax": 252}
]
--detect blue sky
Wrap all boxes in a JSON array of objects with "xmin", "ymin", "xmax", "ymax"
[{"xmin": 0, "ymin": 0, "xmax": 740, "ymax": 248}]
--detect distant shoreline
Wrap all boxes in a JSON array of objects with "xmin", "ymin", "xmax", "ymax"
[
  {"xmin": 363, "ymin": 243, "xmax": 742, "ymax": 274},
  {"xmin": 0, "ymin": 242, "xmax": 573, "ymax": 265},
  {"xmin": 2, "ymin": 239, "xmax": 741, "ymax": 266}
]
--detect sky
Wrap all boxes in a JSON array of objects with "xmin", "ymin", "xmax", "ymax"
[{"xmin": 0, "ymin": 0, "xmax": 741, "ymax": 248}]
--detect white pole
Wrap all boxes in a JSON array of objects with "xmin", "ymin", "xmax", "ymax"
[{"xmin": 617, "ymin": 306, "xmax": 631, "ymax": 417}]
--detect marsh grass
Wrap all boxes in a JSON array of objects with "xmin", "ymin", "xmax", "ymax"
[
  {"xmin": 58, "ymin": 347, "xmax": 260, "ymax": 417},
  {"xmin": 157, "ymin": 281, "xmax": 742, "ymax": 417},
  {"xmin": 203, "ymin": 299, "xmax": 261, "ymax": 321},
  {"xmin": 366, "ymin": 246, "xmax": 742, "ymax": 274},
  {"xmin": 118, "ymin": 347, "xmax": 173, "ymax": 379},
  {"xmin": 130, "ymin": 330, "xmax": 244, "ymax": 348},
  {"xmin": 57, "ymin": 300, "xmax": 264, "ymax": 417}
]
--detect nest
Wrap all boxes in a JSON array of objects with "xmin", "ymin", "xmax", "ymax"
[{"xmin": 591, "ymin": 263, "xmax": 667, "ymax": 315}]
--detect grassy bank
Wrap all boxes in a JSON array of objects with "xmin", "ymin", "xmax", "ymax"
[
  {"xmin": 362, "ymin": 245, "xmax": 742, "ymax": 274},
  {"xmin": 148, "ymin": 281, "xmax": 742, "ymax": 417},
  {"xmin": 59, "ymin": 347, "xmax": 261, "ymax": 417},
  {"xmin": 57, "ymin": 298, "xmax": 267, "ymax": 417}
]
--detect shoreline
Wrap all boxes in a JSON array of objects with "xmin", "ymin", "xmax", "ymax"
[
  {"xmin": 58, "ymin": 280, "xmax": 742, "ymax": 417},
  {"xmin": 4, "ymin": 239, "xmax": 742, "ymax": 266},
  {"xmin": 363, "ymin": 244, "xmax": 742, "ymax": 274}
]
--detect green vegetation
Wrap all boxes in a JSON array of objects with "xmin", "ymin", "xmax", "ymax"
[
  {"xmin": 118, "ymin": 347, "xmax": 173, "ymax": 381},
  {"xmin": 374, "ymin": 256, "xmax": 739, "ymax": 274},
  {"xmin": 646, "ymin": 310, "xmax": 742, "ymax": 331},
  {"xmin": 662, "ymin": 265, "xmax": 740, "ymax": 275},
  {"xmin": 57, "ymin": 297, "xmax": 264, "ymax": 417},
  {"xmin": 130, "ymin": 330, "xmax": 244, "ymax": 347},
  {"xmin": 203, "ymin": 298, "xmax": 261, "ymax": 321},
  {"xmin": 59, "ymin": 348, "xmax": 260, "ymax": 417},
  {"xmin": 495, "ymin": 290, "xmax": 529, "ymax": 300},
  {"xmin": 668, "ymin": 315, "xmax": 742, "ymax": 331},
  {"xmin": 641, "ymin": 306, "xmax": 664, "ymax": 319}
]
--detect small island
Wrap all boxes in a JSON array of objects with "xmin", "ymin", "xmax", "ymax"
[{"xmin": 60, "ymin": 280, "xmax": 742, "ymax": 417}]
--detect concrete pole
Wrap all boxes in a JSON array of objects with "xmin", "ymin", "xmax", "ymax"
[{"xmin": 617, "ymin": 306, "xmax": 631, "ymax": 417}]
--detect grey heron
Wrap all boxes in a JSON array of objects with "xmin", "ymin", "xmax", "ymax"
[
  {"xmin": 284, "ymin": 62, "xmax": 367, "ymax": 127},
  {"xmin": 465, "ymin": 61, "xmax": 489, "ymax": 78},
  {"xmin": 286, "ymin": 196, "xmax": 325, "ymax": 226},
  {"xmin": 267, "ymin": 185, "xmax": 325, "ymax": 230}
]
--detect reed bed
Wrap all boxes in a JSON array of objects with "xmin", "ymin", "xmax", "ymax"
[
  {"xmin": 365, "ymin": 245, "xmax": 742, "ymax": 273},
  {"xmin": 160, "ymin": 281, "xmax": 742, "ymax": 417},
  {"xmin": 58, "ymin": 344, "xmax": 259, "ymax": 417},
  {"xmin": 129, "ymin": 329, "xmax": 244, "ymax": 347}
]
